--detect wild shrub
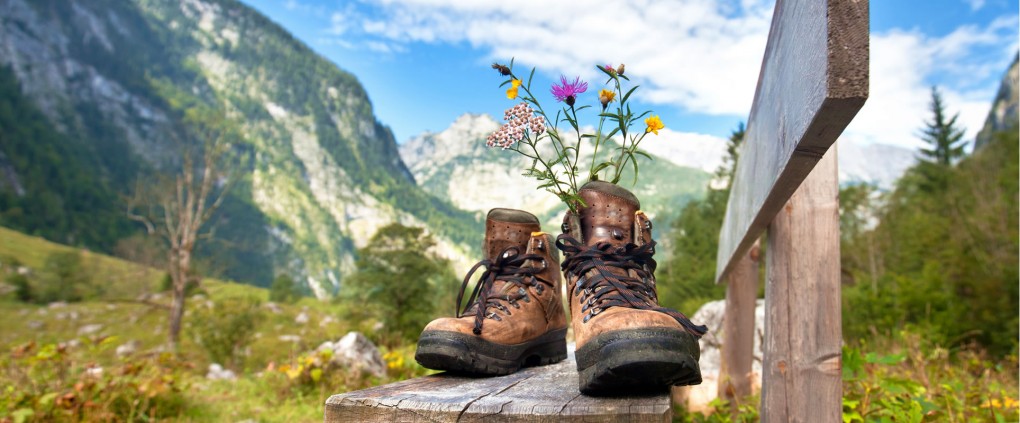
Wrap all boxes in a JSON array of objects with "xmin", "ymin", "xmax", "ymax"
[
  {"xmin": 188, "ymin": 297, "xmax": 264, "ymax": 370},
  {"xmin": 0, "ymin": 338, "xmax": 189, "ymax": 422},
  {"xmin": 269, "ymin": 274, "xmax": 299, "ymax": 304},
  {"xmin": 35, "ymin": 251, "xmax": 96, "ymax": 303},
  {"xmin": 338, "ymin": 223, "xmax": 454, "ymax": 344},
  {"xmin": 842, "ymin": 332, "xmax": 1018, "ymax": 422}
]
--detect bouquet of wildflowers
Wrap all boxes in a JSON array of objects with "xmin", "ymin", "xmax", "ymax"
[{"xmin": 487, "ymin": 60, "xmax": 665, "ymax": 213}]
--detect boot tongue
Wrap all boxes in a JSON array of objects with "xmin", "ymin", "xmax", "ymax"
[
  {"xmin": 484, "ymin": 208, "xmax": 540, "ymax": 261},
  {"xmin": 578, "ymin": 181, "xmax": 640, "ymax": 247},
  {"xmin": 480, "ymin": 208, "xmax": 540, "ymax": 300}
]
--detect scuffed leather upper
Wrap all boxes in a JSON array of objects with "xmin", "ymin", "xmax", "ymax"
[
  {"xmin": 421, "ymin": 209, "xmax": 567, "ymax": 345},
  {"xmin": 561, "ymin": 182, "xmax": 692, "ymax": 348}
]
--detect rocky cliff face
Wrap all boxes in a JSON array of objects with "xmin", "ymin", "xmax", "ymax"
[
  {"xmin": 837, "ymin": 141, "xmax": 915, "ymax": 189},
  {"xmin": 975, "ymin": 55, "xmax": 1019, "ymax": 149},
  {"xmin": 0, "ymin": 0, "xmax": 476, "ymax": 297}
]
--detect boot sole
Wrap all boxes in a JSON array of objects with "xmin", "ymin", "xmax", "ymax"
[
  {"xmin": 575, "ymin": 327, "xmax": 702, "ymax": 396},
  {"xmin": 415, "ymin": 327, "xmax": 568, "ymax": 376}
]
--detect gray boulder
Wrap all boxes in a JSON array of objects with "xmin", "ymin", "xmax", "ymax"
[
  {"xmin": 206, "ymin": 363, "xmax": 237, "ymax": 380},
  {"xmin": 116, "ymin": 340, "xmax": 140, "ymax": 357},
  {"xmin": 316, "ymin": 331, "xmax": 387, "ymax": 378},
  {"xmin": 675, "ymin": 299, "xmax": 765, "ymax": 413}
]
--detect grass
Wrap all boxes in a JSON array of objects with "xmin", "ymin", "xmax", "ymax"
[
  {"xmin": 0, "ymin": 225, "xmax": 431, "ymax": 422},
  {"xmin": 3, "ymin": 225, "xmax": 1016, "ymax": 422}
]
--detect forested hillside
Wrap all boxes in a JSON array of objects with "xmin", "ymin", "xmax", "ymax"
[{"xmin": 0, "ymin": 0, "xmax": 479, "ymax": 295}]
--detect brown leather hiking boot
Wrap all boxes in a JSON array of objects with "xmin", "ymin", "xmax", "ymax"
[
  {"xmin": 557, "ymin": 181, "xmax": 706, "ymax": 395},
  {"xmin": 415, "ymin": 208, "xmax": 568, "ymax": 375}
]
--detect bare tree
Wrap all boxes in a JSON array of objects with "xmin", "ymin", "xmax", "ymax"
[{"xmin": 128, "ymin": 110, "xmax": 240, "ymax": 350}]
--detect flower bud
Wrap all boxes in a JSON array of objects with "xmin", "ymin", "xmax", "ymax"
[{"xmin": 491, "ymin": 63, "xmax": 512, "ymax": 76}]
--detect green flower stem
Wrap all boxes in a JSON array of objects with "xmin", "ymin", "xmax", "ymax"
[
  {"xmin": 515, "ymin": 75, "xmax": 578, "ymax": 199},
  {"xmin": 568, "ymin": 104, "xmax": 583, "ymax": 192},
  {"xmin": 590, "ymin": 112, "xmax": 607, "ymax": 181}
]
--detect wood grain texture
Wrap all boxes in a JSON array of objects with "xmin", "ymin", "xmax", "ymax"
[
  {"xmin": 324, "ymin": 350, "xmax": 671, "ymax": 422},
  {"xmin": 760, "ymin": 150, "xmax": 842, "ymax": 423},
  {"xmin": 715, "ymin": 0, "xmax": 868, "ymax": 283},
  {"xmin": 718, "ymin": 240, "xmax": 761, "ymax": 405}
]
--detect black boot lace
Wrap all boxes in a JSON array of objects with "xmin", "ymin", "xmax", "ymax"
[
  {"xmin": 456, "ymin": 247, "xmax": 551, "ymax": 335},
  {"xmin": 555, "ymin": 234, "xmax": 708, "ymax": 337}
]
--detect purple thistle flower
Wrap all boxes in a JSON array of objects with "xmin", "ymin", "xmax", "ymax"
[{"xmin": 551, "ymin": 75, "xmax": 588, "ymax": 106}]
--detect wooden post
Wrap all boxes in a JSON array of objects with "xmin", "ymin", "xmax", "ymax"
[
  {"xmin": 718, "ymin": 240, "xmax": 761, "ymax": 406},
  {"xmin": 760, "ymin": 149, "xmax": 841, "ymax": 422}
]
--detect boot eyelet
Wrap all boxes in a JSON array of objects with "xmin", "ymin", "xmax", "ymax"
[{"xmin": 561, "ymin": 222, "xmax": 570, "ymax": 232}]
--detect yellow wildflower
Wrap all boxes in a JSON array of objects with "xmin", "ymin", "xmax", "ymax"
[
  {"xmin": 506, "ymin": 78, "xmax": 523, "ymax": 100},
  {"xmin": 598, "ymin": 88, "xmax": 615, "ymax": 109},
  {"xmin": 645, "ymin": 115, "xmax": 664, "ymax": 135},
  {"xmin": 383, "ymin": 351, "xmax": 405, "ymax": 370}
]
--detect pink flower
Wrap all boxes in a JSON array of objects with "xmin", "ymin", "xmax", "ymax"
[
  {"xmin": 486, "ymin": 103, "xmax": 545, "ymax": 149},
  {"xmin": 550, "ymin": 75, "xmax": 588, "ymax": 106}
]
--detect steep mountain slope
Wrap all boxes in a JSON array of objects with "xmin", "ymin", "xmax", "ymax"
[
  {"xmin": 401, "ymin": 114, "xmax": 712, "ymax": 232},
  {"xmin": 0, "ymin": 0, "xmax": 477, "ymax": 296},
  {"xmin": 836, "ymin": 140, "xmax": 914, "ymax": 189},
  {"xmin": 976, "ymin": 54, "xmax": 1019, "ymax": 150}
]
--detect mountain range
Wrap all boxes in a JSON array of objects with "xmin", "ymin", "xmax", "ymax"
[
  {"xmin": 0, "ymin": 0, "xmax": 477, "ymax": 297},
  {"xmin": 0, "ymin": 0, "xmax": 1007, "ymax": 297}
]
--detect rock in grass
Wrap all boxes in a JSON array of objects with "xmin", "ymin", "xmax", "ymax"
[
  {"xmin": 278, "ymin": 334, "xmax": 301, "ymax": 343},
  {"xmin": 674, "ymin": 299, "xmax": 765, "ymax": 413},
  {"xmin": 78, "ymin": 324, "xmax": 103, "ymax": 336},
  {"xmin": 206, "ymin": 363, "xmax": 237, "ymax": 380},
  {"xmin": 116, "ymin": 340, "xmax": 140, "ymax": 357},
  {"xmin": 316, "ymin": 332, "xmax": 386, "ymax": 378}
]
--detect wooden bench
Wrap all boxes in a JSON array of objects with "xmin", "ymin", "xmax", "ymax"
[
  {"xmin": 325, "ymin": 348, "xmax": 672, "ymax": 422},
  {"xmin": 325, "ymin": 0, "xmax": 868, "ymax": 420}
]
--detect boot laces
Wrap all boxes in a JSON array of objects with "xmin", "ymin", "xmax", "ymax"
[
  {"xmin": 556, "ymin": 234, "xmax": 708, "ymax": 337},
  {"xmin": 456, "ymin": 246, "xmax": 551, "ymax": 335}
]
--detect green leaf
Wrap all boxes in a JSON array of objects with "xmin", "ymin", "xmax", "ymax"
[
  {"xmin": 39, "ymin": 391, "xmax": 58, "ymax": 407},
  {"xmin": 621, "ymin": 85, "xmax": 639, "ymax": 104},
  {"xmin": 310, "ymin": 368, "xmax": 323, "ymax": 382},
  {"xmin": 865, "ymin": 352, "xmax": 905, "ymax": 365},
  {"xmin": 12, "ymin": 408, "xmax": 33, "ymax": 423}
]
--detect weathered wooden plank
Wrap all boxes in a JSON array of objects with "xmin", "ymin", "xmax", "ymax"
[
  {"xmin": 715, "ymin": 0, "xmax": 868, "ymax": 283},
  {"xmin": 760, "ymin": 149, "xmax": 841, "ymax": 422},
  {"xmin": 324, "ymin": 349, "xmax": 671, "ymax": 422},
  {"xmin": 717, "ymin": 240, "xmax": 761, "ymax": 406}
]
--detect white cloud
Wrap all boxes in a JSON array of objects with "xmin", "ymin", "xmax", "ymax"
[
  {"xmin": 966, "ymin": 0, "xmax": 986, "ymax": 11},
  {"xmin": 843, "ymin": 15, "xmax": 1018, "ymax": 149},
  {"xmin": 328, "ymin": 0, "xmax": 1017, "ymax": 150},
  {"xmin": 330, "ymin": 0, "xmax": 774, "ymax": 115}
]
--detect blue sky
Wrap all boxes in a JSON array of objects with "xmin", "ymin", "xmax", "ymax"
[{"xmin": 239, "ymin": 0, "xmax": 1018, "ymax": 151}]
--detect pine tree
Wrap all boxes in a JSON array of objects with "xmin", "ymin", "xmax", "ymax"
[{"xmin": 919, "ymin": 86, "xmax": 967, "ymax": 166}]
